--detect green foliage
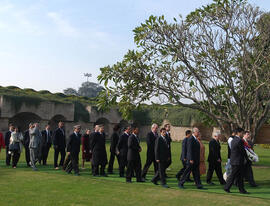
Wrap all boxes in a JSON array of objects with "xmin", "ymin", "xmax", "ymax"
[
  {"xmin": 63, "ymin": 81, "xmax": 104, "ymax": 98},
  {"xmin": 132, "ymin": 104, "xmax": 207, "ymax": 126},
  {"xmin": 4, "ymin": 95, "xmax": 42, "ymax": 112}
]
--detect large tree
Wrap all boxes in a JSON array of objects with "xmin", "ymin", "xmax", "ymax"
[
  {"xmin": 64, "ymin": 82, "xmax": 104, "ymax": 98},
  {"xmin": 97, "ymin": 0, "xmax": 270, "ymax": 141}
]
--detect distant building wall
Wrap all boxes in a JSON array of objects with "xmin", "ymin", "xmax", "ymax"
[{"xmin": 0, "ymin": 96, "xmax": 269, "ymax": 143}]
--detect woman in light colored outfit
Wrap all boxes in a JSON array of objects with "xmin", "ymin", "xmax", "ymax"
[{"xmin": 9, "ymin": 127, "xmax": 24, "ymax": 168}]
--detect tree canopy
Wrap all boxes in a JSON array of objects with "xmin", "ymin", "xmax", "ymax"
[
  {"xmin": 64, "ymin": 81, "xmax": 104, "ymax": 98},
  {"xmin": 97, "ymin": 0, "xmax": 270, "ymax": 141}
]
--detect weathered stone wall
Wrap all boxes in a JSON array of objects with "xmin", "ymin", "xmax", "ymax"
[
  {"xmin": 0, "ymin": 95, "xmax": 269, "ymax": 143},
  {"xmin": 0, "ymin": 97, "xmax": 74, "ymax": 121}
]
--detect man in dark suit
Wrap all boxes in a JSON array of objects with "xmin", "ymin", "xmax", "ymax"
[
  {"xmin": 66, "ymin": 125, "xmax": 81, "ymax": 176},
  {"xmin": 152, "ymin": 128, "xmax": 170, "ymax": 188},
  {"xmin": 243, "ymin": 131, "xmax": 257, "ymax": 187},
  {"xmin": 53, "ymin": 121, "xmax": 66, "ymax": 169},
  {"xmin": 176, "ymin": 130, "xmax": 192, "ymax": 181},
  {"xmin": 164, "ymin": 124, "xmax": 172, "ymax": 173},
  {"xmin": 108, "ymin": 124, "xmax": 120, "ymax": 174},
  {"xmin": 90, "ymin": 125, "xmax": 108, "ymax": 176},
  {"xmin": 224, "ymin": 127, "xmax": 249, "ymax": 194},
  {"xmin": 23, "ymin": 124, "xmax": 32, "ymax": 167},
  {"xmin": 126, "ymin": 126, "xmax": 144, "ymax": 183},
  {"xmin": 5, "ymin": 124, "xmax": 15, "ymax": 166},
  {"xmin": 207, "ymin": 132, "xmax": 226, "ymax": 185},
  {"xmin": 178, "ymin": 127, "xmax": 203, "ymax": 189},
  {"xmin": 40, "ymin": 124, "xmax": 52, "ymax": 165},
  {"xmin": 116, "ymin": 126, "xmax": 131, "ymax": 177},
  {"xmin": 142, "ymin": 123, "xmax": 159, "ymax": 179}
]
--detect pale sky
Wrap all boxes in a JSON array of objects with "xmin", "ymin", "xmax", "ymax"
[{"xmin": 0, "ymin": 0, "xmax": 269, "ymax": 93}]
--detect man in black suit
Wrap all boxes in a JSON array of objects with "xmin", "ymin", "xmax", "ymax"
[
  {"xmin": 116, "ymin": 126, "xmax": 131, "ymax": 177},
  {"xmin": 53, "ymin": 121, "xmax": 66, "ymax": 169},
  {"xmin": 142, "ymin": 123, "xmax": 159, "ymax": 179},
  {"xmin": 178, "ymin": 127, "xmax": 203, "ymax": 189},
  {"xmin": 126, "ymin": 126, "xmax": 144, "ymax": 183},
  {"xmin": 176, "ymin": 130, "xmax": 192, "ymax": 181},
  {"xmin": 207, "ymin": 132, "xmax": 226, "ymax": 185},
  {"xmin": 23, "ymin": 124, "xmax": 32, "ymax": 167},
  {"xmin": 40, "ymin": 124, "xmax": 52, "ymax": 165},
  {"xmin": 243, "ymin": 131, "xmax": 257, "ymax": 187},
  {"xmin": 5, "ymin": 124, "xmax": 15, "ymax": 166},
  {"xmin": 224, "ymin": 127, "xmax": 249, "ymax": 194},
  {"xmin": 108, "ymin": 124, "xmax": 120, "ymax": 174},
  {"xmin": 152, "ymin": 128, "xmax": 170, "ymax": 188},
  {"xmin": 164, "ymin": 124, "xmax": 172, "ymax": 172},
  {"xmin": 91, "ymin": 125, "xmax": 108, "ymax": 176},
  {"xmin": 66, "ymin": 125, "xmax": 81, "ymax": 176},
  {"xmin": 88, "ymin": 125, "xmax": 99, "ymax": 175}
]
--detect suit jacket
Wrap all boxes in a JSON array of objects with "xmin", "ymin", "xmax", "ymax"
[
  {"xmin": 146, "ymin": 131, "xmax": 158, "ymax": 160},
  {"xmin": 180, "ymin": 137, "xmax": 188, "ymax": 161},
  {"xmin": 230, "ymin": 136, "xmax": 248, "ymax": 166},
  {"xmin": 90, "ymin": 132, "xmax": 108, "ymax": 165},
  {"xmin": 155, "ymin": 136, "xmax": 170, "ymax": 162},
  {"xmin": 208, "ymin": 139, "xmax": 221, "ymax": 163},
  {"xmin": 5, "ymin": 131, "xmax": 11, "ymax": 147},
  {"xmin": 127, "ymin": 134, "xmax": 141, "ymax": 161},
  {"xmin": 53, "ymin": 128, "xmax": 66, "ymax": 149},
  {"xmin": 41, "ymin": 130, "xmax": 53, "ymax": 147},
  {"xmin": 165, "ymin": 132, "xmax": 172, "ymax": 157},
  {"xmin": 23, "ymin": 130, "xmax": 30, "ymax": 147},
  {"xmin": 117, "ymin": 132, "xmax": 129, "ymax": 157},
  {"xmin": 67, "ymin": 132, "xmax": 81, "ymax": 155},
  {"xmin": 29, "ymin": 128, "xmax": 41, "ymax": 149},
  {"xmin": 110, "ymin": 132, "xmax": 119, "ymax": 153},
  {"xmin": 186, "ymin": 136, "xmax": 200, "ymax": 165}
]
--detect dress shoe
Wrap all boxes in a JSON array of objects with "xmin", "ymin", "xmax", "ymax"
[
  {"xmin": 161, "ymin": 184, "xmax": 169, "ymax": 188},
  {"xmin": 197, "ymin": 185, "xmax": 204, "ymax": 189},
  {"xmin": 151, "ymin": 180, "xmax": 158, "ymax": 185},
  {"xmin": 137, "ymin": 179, "xmax": 145, "ymax": 183},
  {"xmin": 178, "ymin": 184, "xmax": 184, "ymax": 189},
  {"xmin": 224, "ymin": 189, "xmax": 231, "ymax": 193},
  {"xmin": 74, "ymin": 173, "xmax": 80, "ymax": 176},
  {"xmin": 207, "ymin": 182, "xmax": 215, "ymax": 185},
  {"xmin": 101, "ymin": 174, "xmax": 108, "ymax": 177},
  {"xmin": 126, "ymin": 180, "xmax": 132, "ymax": 183},
  {"xmin": 250, "ymin": 184, "xmax": 258, "ymax": 187},
  {"xmin": 186, "ymin": 179, "xmax": 193, "ymax": 182},
  {"xmin": 240, "ymin": 190, "xmax": 249, "ymax": 194}
]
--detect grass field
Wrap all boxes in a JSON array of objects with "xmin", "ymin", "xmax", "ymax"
[{"xmin": 0, "ymin": 141, "xmax": 269, "ymax": 206}]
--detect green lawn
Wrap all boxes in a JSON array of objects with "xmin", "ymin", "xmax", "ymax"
[{"xmin": 0, "ymin": 141, "xmax": 269, "ymax": 206}]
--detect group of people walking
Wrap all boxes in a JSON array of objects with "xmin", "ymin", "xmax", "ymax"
[{"xmin": 1, "ymin": 121, "xmax": 257, "ymax": 193}]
